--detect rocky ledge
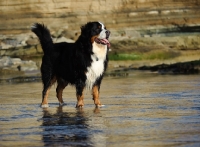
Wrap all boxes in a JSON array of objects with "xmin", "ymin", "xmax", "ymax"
[
  {"xmin": 1, "ymin": 56, "xmax": 200, "ymax": 84},
  {"xmin": 1, "ymin": 24, "xmax": 200, "ymax": 83},
  {"xmin": 0, "ymin": 56, "xmax": 40, "ymax": 83},
  {"xmin": 0, "ymin": 31, "xmax": 75, "ymax": 57}
]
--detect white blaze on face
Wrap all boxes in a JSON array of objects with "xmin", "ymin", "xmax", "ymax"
[{"xmin": 98, "ymin": 22, "xmax": 107, "ymax": 39}]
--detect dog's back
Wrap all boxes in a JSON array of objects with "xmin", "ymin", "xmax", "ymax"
[{"xmin": 53, "ymin": 42, "xmax": 78, "ymax": 82}]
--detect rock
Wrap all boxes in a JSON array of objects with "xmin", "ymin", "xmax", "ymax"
[
  {"xmin": 0, "ymin": 34, "xmax": 31, "ymax": 50},
  {"xmin": 144, "ymin": 35, "xmax": 150, "ymax": 38},
  {"xmin": 26, "ymin": 38, "xmax": 39, "ymax": 46},
  {"xmin": 20, "ymin": 60, "xmax": 38, "ymax": 71},
  {"xmin": 23, "ymin": 46, "xmax": 37, "ymax": 56},
  {"xmin": 146, "ymin": 10, "xmax": 159, "ymax": 15},
  {"xmin": 11, "ymin": 58, "xmax": 22, "ymax": 65},
  {"xmin": 0, "ymin": 56, "xmax": 12, "ymax": 67},
  {"xmin": 35, "ymin": 44, "xmax": 43, "ymax": 53},
  {"xmin": 2, "ymin": 38, "xmax": 19, "ymax": 47},
  {"xmin": 0, "ymin": 56, "xmax": 39, "ymax": 72},
  {"xmin": 51, "ymin": 28, "xmax": 79, "ymax": 41},
  {"xmin": 15, "ymin": 34, "xmax": 30, "ymax": 46},
  {"xmin": 125, "ymin": 30, "xmax": 141, "ymax": 38},
  {"xmin": 0, "ymin": 42, "xmax": 13, "ymax": 49},
  {"xmin": 51, "ymin": 29, "xmax": 66, "ymax": 38},
  {"xmin": 138, "ymin": 60, "xmax": 200, "ymax": 74},
  {"xmin": 0, "ymin": 68, "xmax": 24, "ymax": 78},
  {"xmin": 128, "ymin": 12, "xmax": 138, "ymax": 17},
  {"xmin": 53, "ymin": 37, "xmax": 75, "ymax": 43}
]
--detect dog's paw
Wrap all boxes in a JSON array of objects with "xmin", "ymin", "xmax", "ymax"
[
  {"xmin": 96, "ymin": 104, "xmax": 105, "ymax": 108},
  {"xmin": 41, "ymin": 104, "xmax": 49, "ymax": 108},
  {"xmin": 76, "ymin": 100, "xmax": 84, "ymax": 108},
  {"xmin": 59, "ymin": 102, "xmax": 65, "ymax": 106},
  {"xmin": 76, "ymin": 105, "xmax": 84, "ymax": 108},
  {"xmin": 76, "ymin": 103, "xmax": 84, "ymax": 108}
]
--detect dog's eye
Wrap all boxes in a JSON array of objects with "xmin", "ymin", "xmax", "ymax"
[{"xmin": 95, "ymin": 28, "xmax": 101, "ymax": 32}]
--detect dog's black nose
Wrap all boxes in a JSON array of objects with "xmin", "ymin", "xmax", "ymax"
[{"xmin": 106, "ymin": 30, "xmax": 110, "ymax": 38}]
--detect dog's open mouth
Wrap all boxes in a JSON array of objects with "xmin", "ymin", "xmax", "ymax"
[{"xmin": 95, "ymin": 38, "xmax": 110, "ymax": 48}]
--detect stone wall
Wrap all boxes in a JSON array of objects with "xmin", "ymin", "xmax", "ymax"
[
  {"xmin": 1, "ymin": 0, "xmax": 200, "ymax": 34},
  {"xmin": 1, "ymin": 0, "xmax": 200, "ymax": 58},
  {"xmin": 1, "ymin": 0, "xmax": 200, "ymax": 79}
]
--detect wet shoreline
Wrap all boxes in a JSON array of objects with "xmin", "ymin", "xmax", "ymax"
[{"xmin": 0, "ymin": 74, "xmax": 200, "ymax": 146}]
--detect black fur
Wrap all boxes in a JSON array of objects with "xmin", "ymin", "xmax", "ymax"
[{"xmin": 31, "ymin": 22, "xmax": 109, "ymax": 107}]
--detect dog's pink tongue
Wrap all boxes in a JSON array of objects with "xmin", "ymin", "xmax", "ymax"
[
  {"xmin": 95, "ymin": 38, "xmax": 111, "ymax": 48},
  {"xmin": 101, "ymin": 38, "xmax": 111, "ymax": 48}
]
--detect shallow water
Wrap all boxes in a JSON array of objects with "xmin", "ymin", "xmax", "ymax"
[{"xmin": 0, "ymin": 71, "xmax": 200, "ymax": 147}]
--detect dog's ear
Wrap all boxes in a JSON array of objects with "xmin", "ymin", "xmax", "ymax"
[{"xmin": 80, "ymin": 22, "xmax": 93, "ymax": 37}]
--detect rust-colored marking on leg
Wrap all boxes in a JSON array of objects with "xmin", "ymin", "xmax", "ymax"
[
  {"xmin": 92, "ymin": 85, "xmax": 101, "ymax": 107},
  {"xmin": 42, "ymin": 88, "xmax": 50, "ymax": 105},
  {"xmin": 76, "ymin": 92, "xmax": 84, "ymax": 108},
  {"xmin": 56, "ymin": 84, "xmax": 66, "ymax": 105},
  {"xmin": 41, "ymin": 76, "xmax": 57, "ymax": 107}
]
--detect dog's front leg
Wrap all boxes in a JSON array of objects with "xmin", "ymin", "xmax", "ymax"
[
  {"xmin": 75, "ymin": 81, "xmax": 85, "ymax": 108},
  {"xmin": 92, "ymin": 85, "xmax": 102, "ymax": 107}
]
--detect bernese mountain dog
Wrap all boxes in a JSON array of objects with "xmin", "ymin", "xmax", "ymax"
[{"xmin": 31, "ymin": 22, "xmax": 110, "ymax": 108}]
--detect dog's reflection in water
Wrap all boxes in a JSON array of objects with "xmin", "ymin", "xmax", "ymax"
[{"xmin": 42, "ymin": 106, "xmax": 98, "ymax": 147}]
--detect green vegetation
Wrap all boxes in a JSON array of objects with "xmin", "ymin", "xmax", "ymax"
[
  {"xmin": 109, "ymin": 53, "xmax": 142, "ymax": 61},
  {"xmin": 109, "ymin": 38, "xmax": 182, "ymax": 61},
  {"xmin": 109, "ymin": 51, "xmax": 180, "ymax": 61},
  {"xmin": 143, "ymin": 51, "xmax": 180, "ymax": 60}
]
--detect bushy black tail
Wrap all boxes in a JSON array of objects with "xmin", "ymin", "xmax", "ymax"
[
  {"xmin": 31, "ymin": 23, "xmax": 54, "ymax": 99},
  {"xmin": 31, "ymin": 23, "xmax": 53, "ymax": 55}
]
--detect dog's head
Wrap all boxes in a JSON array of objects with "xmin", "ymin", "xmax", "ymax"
[{"xmin": 80, "ymin": 22, "xmax": 110, "ymax": 48}]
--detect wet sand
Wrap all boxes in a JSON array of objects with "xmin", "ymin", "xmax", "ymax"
[{"xmin": 0, "ymin": 71, "xmax": 200, "ymax": 147}]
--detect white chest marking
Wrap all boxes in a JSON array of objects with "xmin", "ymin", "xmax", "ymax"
[{"xmin": 85, "ymin": 42, "xmax": 107, "ymax": 89}]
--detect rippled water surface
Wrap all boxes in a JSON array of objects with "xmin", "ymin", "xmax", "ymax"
[{"xmin": 0, "ymin": 72, "xmax": 200, "ymax": 147}]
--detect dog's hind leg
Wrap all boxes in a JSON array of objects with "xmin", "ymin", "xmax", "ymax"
[
  {"xmin": 56, "ymin": 80, "xmax": 68, "ymax": 106},
  {"xmin": 41, "ymin": 76, "xmax": 56, "ymax": 107},
  {"xmin": 42, "ymin": 87, "xmax": 50, "ymax": 108}
]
